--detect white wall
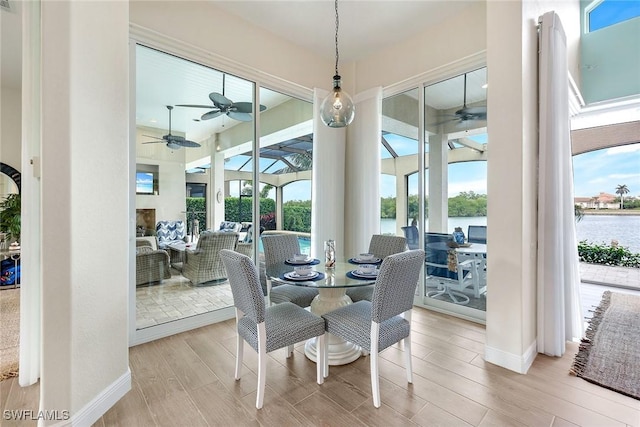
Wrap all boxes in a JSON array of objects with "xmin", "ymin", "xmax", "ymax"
[
  {"xmin": 136, "ymin": 159, "xmax": 187, "ymax": 223},
  {"xmin": 129, "ymin": 1, "xmax": 331, "ymax": 91},
  {"xmin": 0, "ymin": 86, "xmax": 21, "ymax": 168},
  {"xmin": 40, "ymin": 1, "xmax": 130, "ymax": 423},
  {"xmin": 355, "ymin": 1, "xmax": 487, "ymax": 91}
]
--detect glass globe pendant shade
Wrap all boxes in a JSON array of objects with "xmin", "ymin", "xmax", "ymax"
[{"xmin": 320, "ymin": 75, "xmax": 355, "ymax": 128}]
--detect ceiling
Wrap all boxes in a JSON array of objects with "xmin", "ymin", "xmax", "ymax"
[
  {"xmin": 3, "ymin": 0, "xmax": 488, "ymax": 143},
  {"xmin": 213, "ymin": 0, "xmax": 477, "ymax": 62}
]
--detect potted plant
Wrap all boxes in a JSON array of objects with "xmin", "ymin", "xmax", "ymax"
[{"xmin": 0, "ymin": 193, "xmax": 21, "ymax": 243}]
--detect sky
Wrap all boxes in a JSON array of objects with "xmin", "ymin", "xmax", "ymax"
[
  {"xmin": 573, "ymin": 143, "xmax": 640, "ymax": 198},
  {"xmin": 228, "ymin": 142, "xmax": 640, "ymax": 202}
]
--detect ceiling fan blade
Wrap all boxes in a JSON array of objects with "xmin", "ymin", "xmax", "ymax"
[
  {"xmin": 176, "ymin": 104, "xmax": 218, "ymax": 109},
  {"xmin": 142, "ymin": 135, "xmax": 164, "ymax": 141},
  {"xmin": 201, "ymin": 110, "xmax": 223, "ymax": 120},
  {"xmin": 209, "ymin": 92, "xmax": 233, "ymax": 108},
  {"xmin": 227, "ymin": 111, "xmax": 253, "ymax": 122},
  {"xmin": 458, "ymin": 106, "xmax": 487, "ymax": 116},
  {"xmin": 232, "ymin": 102, "xmax": 253, "ymax": 113},
  {"xmin": 166, "ymin": 135, "xmax": 200, "ymax": 148},
  {"xmin": 142, "ymin": 140, "xmax": 166, "ymax": 144},
  {"xmin": 174, "ymin": 139, "xmax": 201, "ymax": 148}
]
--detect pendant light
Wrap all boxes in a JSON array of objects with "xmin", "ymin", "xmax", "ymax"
[{"xmin": 320, "ymin": 0, "xmax": 355, "ymax": 128}]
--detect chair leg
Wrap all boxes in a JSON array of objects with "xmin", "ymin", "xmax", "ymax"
[
  {"xmin": 317, "ymin": 334, "xmax": 325, "ymax": 385},
  {"xmin": 370, "ymin": 322, "xmax": 381, "ymax": 408},
  {"xmin": 256, "ymin": 323, "xmax": 267, "ymax": 409},
  {"xmin": 404, "ymin": 336, "xmax": 413, "ymax": 383},
  {"xmin": 404, "ymin": 310, "xmax": 413, "ymax": 384},
  {"xmin": 286, "ymin": 344, "xmax": 294, "ymax": 358},
  {"xmin": 266, "ymin": 279, "xmax": 273, "ymax": 306},
  {"xmin": 235, "ymin": 334, "xmax": 243, "ymax": 380},
  {"xmin": 323, "ymin": 332, "xmax": 329, "ymax": 378}
]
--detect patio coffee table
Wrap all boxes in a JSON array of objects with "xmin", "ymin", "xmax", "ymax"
[{"xmin": 166, "ymin": 240, "xmax": 197, "ymax": 268}]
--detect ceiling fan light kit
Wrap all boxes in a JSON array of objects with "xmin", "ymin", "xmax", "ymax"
[{"xmin": 320, "ymin": 0, "xmax": 355, "ymax": 128}]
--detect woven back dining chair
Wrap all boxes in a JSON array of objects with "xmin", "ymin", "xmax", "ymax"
[
  {"xmin": 367, "ymin": 234, "xmax": 408, "ymax": 259},
  {"xmin": 261, "ymin": 234, "xmax": 318, "ymax": 307},
  {"xmin": 219, "ymin": 249, "xmax": 326, "ymax": 409},
  {"xmin": 347, "ymin": 234, "xmax": 408, "ymax": 303},
  {"xmin": 322, "ymin": 249, "xmax": 424, "ymax": 408}
]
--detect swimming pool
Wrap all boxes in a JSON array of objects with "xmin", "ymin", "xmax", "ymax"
[{"xmin": 257, "ymin": 235, "xmax": 311, "ymax": 255}]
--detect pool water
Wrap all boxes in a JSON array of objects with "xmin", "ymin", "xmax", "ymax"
[{"xmin": 258, "ymin": 236, "xmax": 311, "ymax": 255}]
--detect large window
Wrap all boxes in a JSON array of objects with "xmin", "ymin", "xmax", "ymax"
[
  {"xmin": 133, "ymin": 44, "xmax": 313, "ymax": 341},
  {"xmin": 587, "ymin": 0, "xmax": 640, "ymax": 32},
  {"xmin": 381, "ymin": 68, "xmax": 489, "ymax": 321}
]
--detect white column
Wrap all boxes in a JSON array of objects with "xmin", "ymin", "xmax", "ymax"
[
  {"xmin": 428, "ymin": 133, "xmax": 448, "ymax": 232},
  {"xmin": 213, "ymin": 150, "xmax": 225, "ymax": 228},
  {"xmin": 40, "ymin": 0, "xmax": 130, "ymax": 421},
  {"xmin": 311, "ymin": 89, "xmax": 346, "ymax": 260},
  {"xmin": 344, "ymin": 87, "xmax": 382, "ymax": 256}
]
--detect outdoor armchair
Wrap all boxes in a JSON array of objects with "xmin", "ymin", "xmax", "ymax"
[
  {"xmin": 135, "ymin": 242, "xmax": 171, "ymax": 286},
  {"xmin": 182, "ymin": 231, "xmax": 238, "ymax": 285}
]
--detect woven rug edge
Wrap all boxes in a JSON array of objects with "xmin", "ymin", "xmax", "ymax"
[{"xmin": 569, "ymin": 290, "xmax": 612, "ymax": 377}]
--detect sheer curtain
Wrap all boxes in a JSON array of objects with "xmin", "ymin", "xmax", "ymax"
[{"xmin": 536, "ymin": 11, "xmax": 583, "ymax": 357}]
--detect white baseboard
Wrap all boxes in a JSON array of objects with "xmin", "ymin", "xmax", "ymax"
[
  {"xmin": 47, "ymin": 369, "xmax": 131, "ymax": 427},
  {"xmin": 131, "ymin": 307, "xmax": 235, "ymax": 346},
  {"xmin": 484, "ymin": 339, "xmax": 537, "ymax": 374}
]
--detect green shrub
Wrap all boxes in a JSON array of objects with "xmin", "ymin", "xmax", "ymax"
[
  {"xmin": 578, "ymin": 240, "xmax": 640, "ymax": 268},
  {"xmin": 0, "ymin": 193, "xmax": 21, "ymax": 242}
]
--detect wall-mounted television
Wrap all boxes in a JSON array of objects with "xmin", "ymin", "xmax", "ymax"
[{"xmin": 136, "ymin": 172, "xmax": 154, "ymax": 194}]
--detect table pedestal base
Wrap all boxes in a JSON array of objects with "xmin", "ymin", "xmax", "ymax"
[
  {"xmin": 304, "ymin": 287, "xmax": 362, "ymax": 365},
  {"xmin": 304, "ymin": 333, "xmax": 362, "ymax": 366}
]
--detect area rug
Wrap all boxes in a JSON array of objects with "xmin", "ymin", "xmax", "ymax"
[
  {"xmin": 0, "ymin": 288, "xmax": 20, "ymax": 380},
  {"xmin": 570, "ymin": 291, "xmax": 640, "ymax": 400}
]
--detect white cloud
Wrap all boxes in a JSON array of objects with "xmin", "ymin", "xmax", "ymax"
[
  {"xmin": 606, "ymin": 144, "xmax": 640, "ymax": 155},
  {"xmin": 448, "ymin": 179, "xmax": 487, "ymax": 197},
  {"xmin": 609, "ymin": 173, "xmax": 640, "ymax": 180}
]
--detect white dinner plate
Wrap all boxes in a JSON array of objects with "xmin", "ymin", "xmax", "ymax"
[
  {"xmin": 351, "ymin": 257, "xmax": 382, "ymax": 264},
  {"xmin": 286, "ymin": 257, "xmax": 313, "ymax": 264},
  {"xmin": 284, "ymin": 271, "xmax": 319, "ymax": 281},
  {"xmin": 351, "ymin": 270, "xmax": 379, "ymax": 279}
]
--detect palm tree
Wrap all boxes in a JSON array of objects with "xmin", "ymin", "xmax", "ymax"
[{"xmin": 615, "ymin": 184, "xmax": 630, "ymax": 209}]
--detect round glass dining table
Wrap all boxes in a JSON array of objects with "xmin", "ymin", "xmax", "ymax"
[{"xmin": 267, "ymin": 258, "xmax": 377, "ymax": 365}]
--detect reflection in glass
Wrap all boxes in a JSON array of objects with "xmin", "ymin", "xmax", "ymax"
[
  {"xmin": 134, "ymin": 45, "xmax": 258, "ymax": 330},
  {"xmin": 423, "ymin": 67, "xmax": 487, "ymax": 318}
]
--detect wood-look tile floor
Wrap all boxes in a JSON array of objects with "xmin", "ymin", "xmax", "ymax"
[{"xmin": 3, "ymin": 301, "xmax": 640, "ymax": 427}]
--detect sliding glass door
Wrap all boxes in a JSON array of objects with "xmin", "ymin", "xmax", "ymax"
[
  {"xmin": 132, "ymin": 42, "xmax": 314, "ymax": 342},
  {"xmin": 381, "ymin": 66, "xmax": 488, "ymax": 323}
]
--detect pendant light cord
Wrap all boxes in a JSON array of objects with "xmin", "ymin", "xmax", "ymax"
[{"xmin": 334, "ymin": 0, "xmax": 340, "ymax": 76}]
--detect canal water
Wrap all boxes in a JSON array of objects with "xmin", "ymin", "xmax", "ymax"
[{"xmin": 380, "ymin": 215, "xmax": 640, "ymax": 254}]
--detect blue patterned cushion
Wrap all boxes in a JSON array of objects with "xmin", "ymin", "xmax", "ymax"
[
  {"xmin": 219, "ymin": 221, "xmax": 241, "ymax": 232},
  {"xmin": 156, "ymin": 220, "xmax": 186, "ymax": 249}
]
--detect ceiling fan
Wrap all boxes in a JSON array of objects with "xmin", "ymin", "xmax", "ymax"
[
  {"xmin": 434, "ymin": 72, "xmax": 487, "ymax": 127},
  {"xmin": 176, "ymin": 75, "xmax": 266, "ymax": 122},
  {"xmin": 142, "ymin": 106, "xmax": 201, "ymax": 149}
]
